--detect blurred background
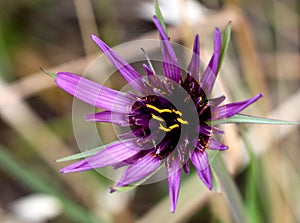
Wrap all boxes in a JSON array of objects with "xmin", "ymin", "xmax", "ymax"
[{"xmin": 0, "ymin": 0, "xmax": 299, "ymax": 222}]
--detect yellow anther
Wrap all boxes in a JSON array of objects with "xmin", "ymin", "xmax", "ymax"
[
  {"xmin": 146, "ymin": 104, "xmax": 182, "ymax": 116},
  {"xmin": 159, "ymin": 123, "xmax": 180, "ymax": 132},
  {"xmin": 173, "ymin": 110, "xmax": 182, "ymax": 116},
  {"xmin": 169, "ymin": 124, "xmax": 180, "ymax": 130},
  {"xmin": 159, "ymin": 124, "xmax": 170, "ymax": 132},
  {"xmin": 177, "ymin": 118, "xmax": 188, "ymax": 125},
  {"xmin": 151, "ymin": 114, "xmax": 164, "ymax": 122}
]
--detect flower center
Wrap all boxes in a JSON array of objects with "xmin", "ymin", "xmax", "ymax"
[
  {"xmin": 129, "ymin": 95, "xmax": 188, "ymax": 158},
  {"xmin": 128, "ymin": 74, "xmax": 212, "ymax": 159}
]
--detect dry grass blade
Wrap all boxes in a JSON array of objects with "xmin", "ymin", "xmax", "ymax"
[
  {"xmin": 0, "ymin": 77, "xmax": 98, "ymax": 207},
  {"xmin": 1, "ymin": 111, "xmax": 96, "ymax": 207},
  {"xmin": 73, "ymin": 0, "xmax": 99, "ymax": 56},
  {"xmin": 136, "ymin": 174, "xmax": 210, "ymax": 223}
]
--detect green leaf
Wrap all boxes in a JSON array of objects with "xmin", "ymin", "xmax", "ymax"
[
  {"xmin": 154, "ymin": 0, "xmax": 168, "ymax": 37},
  {"xmin": 56, "ymin": 140, "xmax": 122, "ymax": 162},
  {"xmin": 40, "ymin": 67, "xmax": 56, "ymax": 79},
  {"xmin": 217, "ymin": 22, "xmax": 231, "ymax": 74},
  {"xmin": 211, "ymin": 165, "xmax": 221, "ymax": 193},
  {"xmin": 207, "ymin": 150, "xmax": 221, "ymax": 193},
  {"xmin": 242, "ymin": 134, "xmax": 264, "ymax": 223},
  {"xmin": 207, "ymin": 114, "xmax": 299, "ymax": 125},
  {"xmin": 212, "ymin": 154, "xmax": 248, "ymax": 223}
]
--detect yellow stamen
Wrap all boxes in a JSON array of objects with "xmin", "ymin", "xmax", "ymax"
[
  {"xmin": 169, "ymin": 124, "xmax": 180, "ymax": 130},
  {"xmin": 146, "ymin": 104, "xmax": 182, "ymax": 116},
  {"xmin": 177, "ymin": 118, "xmax": 188, "ymax": 124},
  {"xmin": 151, "ymin": 114, "xmax": 164, "ymax": 122},
  {"xmin": 159, "ymin": 123, "xmax": 180, "ymax": 132},
  {"xmin": 159, "ymin": 124, "xmax": 170, "ymax": 132}
]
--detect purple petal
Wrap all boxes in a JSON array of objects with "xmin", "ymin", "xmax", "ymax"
[
  {"xmin": 199, "ymin": 124, "xmax": 225, "ymax": 136},
  {"xmin": 85, "ymin": 111, "xmax": 129, "ymax": 126},
  {"xmin": 166, "ymin": 157, "xmax": 181, "ymax": 213},
  {"xmin": 143, "ymin": 64, "xmax": 155, "ymax": 76},
  {"xmin": 211, "ymin": 126, "xmax": 224, "ymax": 135},
  {"xmin": 91, "ymin": 35, "xmax": 144, "ymax": 92},
  {"xmin": 209, "ymin": 95, "xmax": 226, "ymax": 107},
  {"xmin": 152, "ymin": 16, "xmax": 181, "ymax": 82},
  {"xmin": 187, "ymin": 35, "xmax": 200, "ymax": 81},
  {"xmin": 115, "ymin": 152, "xmax": 161, "ymax": 186},
  {"xmin": 199, "ymin": 125, "xmax": 212, "ymax": 136},
  {"xmin": 200, "ymin": 28, "xmax": 221, "ymax": 95},
  {"xmin": 183, "ymin": 161, "xmax": 190, "ymax": 174},
  {"xmin": 112, "ymin": 151, "xmax": 145, "ymax": 169},
  {"xmin": 60, "ymin": 139, "xmax": 140, "ymax": 173},
  {"xmin": 56, "ymin": 72, "xmax": 133, "ymax": 113},
  {"xmin": 211, "ymin": 93, "xmax": 262, "ymax": 120},
  {"xmin": 190, "ymin": 150, "xmax": 212, "ymax": 189},
  {"xmin": 208, "ymin": 138, "xmax": 228, "ymax": 150}
]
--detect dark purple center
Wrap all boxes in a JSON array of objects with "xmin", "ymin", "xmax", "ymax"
[{"xmin": 129, "ymin": 74, "xmax": 211, "ymax": 159}]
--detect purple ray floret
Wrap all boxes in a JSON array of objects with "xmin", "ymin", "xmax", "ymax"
[
  {"xmin": 211, "ymin": 93, "xmax": 262, "ymax": 120},
  {"xmin": 153, "ymin": 16, "xmax": 181, "ymax": 83},
  {"xmin": 187, "ymin": 34, "xmax": 200, "ymax": 81},
  {"xmin": 200, "ymin": 28, "xmax": 221, "ymax": 95},
  {"xmin": 166, "ymin": 157, "xmax": 181, "ymax": 213},
  {"xmin": 55, "ymin": 72, "xmax": 133, "ymax": 113},
  {"xmin": 85, "ymin": 111, "xmax": 129, "ymax": 126},
  {"xmin": 60, "ymin": 139, "xmax": 141, "ymax": 173},
  {"xmin": 115, "ymin": 153, "xmax": 161, "ymax": 187},
  {"xmin": 91, "ymin": 35, "xmax": 144, "ymax": 93},
  {"xmin": 52, "ymin": 19, "xmax": 262, "ymax": 213},
  {"xmin": 190, "ymin": 150, "xmax": 212, "ymax": 189}
]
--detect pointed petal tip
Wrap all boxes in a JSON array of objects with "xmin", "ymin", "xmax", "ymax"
[
  {"xmin": 212, "ymin": 93, "xmax": 264, "ymax": 120},
  {"xmin": 207, "ymin": 181, "xmax": 213, "ymax": 190},
  {"xmin": 60, "ymin": 164, "xmax": 82, "ymax": 173},
  {"xmin": 60, "ymin": 166, "xmax": 91, "ymax": 174},
  {"xmin": 222, "ymin": 145, "xmax": 229, "ymax": 150},
  {"xmin": 91, "ymin": 34, "xmax": 104, "ymax": 48},
  {"xmin": 202, "ymin": 171, "xmax": 213, "ymax": 190},
  {"xmin": 202, "ymin": 173, "xmax": 213, "ymax": 190},
  {"xmin": 252, "ymin": 93, "xmax": 263, "ymax": 102},
  {"xmin": 214, "ymin": 28, "xmax": 221, "ymax": 48},
  {"xmin": 214, "ymin": 28, "xmax": 221, "ymax": 41},
  {"xmin": 59, "ymin": 168, "xmax": 68, "ymax": 174},
  {"xmin": 90, "ymin": 34, "xmax": 98, "ymax": 41},
  {"xmin": 166, "ymin": 158, "xmax": 181, "ymax": 215},
  {"xmin": 109, "ymin": 187, "xmax": 116, "ymax": 193},
  {"xmin": 169, "ymin": 193, "xmax": 178, "ymax": 213},
  {"xmin": 91, "ymin": 33, "xmax": 143, "ymax": 92},
  {"xmin": 170, "ymin": 207, "xmax": 176, "ymax": 214}
]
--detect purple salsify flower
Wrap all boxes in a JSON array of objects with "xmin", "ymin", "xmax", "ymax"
[{"xmin": 53, "ymin": 15, "xmax": 262, "ymax": 213}]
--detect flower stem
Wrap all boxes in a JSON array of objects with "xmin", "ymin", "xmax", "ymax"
[{"xmin": 211, "ymin": 154, "xmax": 248, "ymax": 223}]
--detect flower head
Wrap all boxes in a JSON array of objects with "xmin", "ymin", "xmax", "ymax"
[{"xmin": 51, "ymin": 16, "xmax": 262, "ymax": 213}]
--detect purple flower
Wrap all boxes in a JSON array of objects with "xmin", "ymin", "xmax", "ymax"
[{"xmin": 52, "ymin": 16, "xmax": 262, "ymax": 213}]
